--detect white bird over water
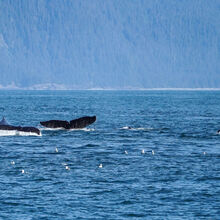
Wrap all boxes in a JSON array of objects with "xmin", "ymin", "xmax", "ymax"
[
  {"xmin": 152, "ymin": 150, "xmax": 155, "ymax": 155},
  {"xmin": 21, "ymin": 169, "xmax": 25, "ymax": 174},
  {"xmin": 141, "ymin": 149, "xmax": 145, "ymax": 154},
  {"xmin": 11, "ymin": 161, "xmax": 15, "ymax": 165},
  {"xmin": 99, "ymin": 164, "xmax": 103, "ymax": 168},
  {"xmin": 65, "ymin": 166, "xmax": 70, "ymax": 170},
  {"xmin": 55, "ymin": 147, "xmax": 59, "ymax": 153},
  {"xmin": 125, "ymin": 150, "xmax": 128, "ymax": 154}
]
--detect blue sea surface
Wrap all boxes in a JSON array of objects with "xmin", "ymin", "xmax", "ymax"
[{"xmin": 0, "ymin": 90, "xmax": 219, "ymax": 219}]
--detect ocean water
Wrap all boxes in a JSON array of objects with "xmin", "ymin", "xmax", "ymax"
[{"xmin": 0, "ymin": 90, "xmax": 219, "ymax": 219}]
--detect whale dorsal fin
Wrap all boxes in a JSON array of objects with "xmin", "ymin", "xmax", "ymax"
[{"xmin": 0, "ymin": 117, "xmax": 9, "ymax": 125}]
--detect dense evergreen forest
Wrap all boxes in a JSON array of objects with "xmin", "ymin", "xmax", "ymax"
[{"xmin": 0, "ymin": 0, "xmax": 219, "ymax": 89}]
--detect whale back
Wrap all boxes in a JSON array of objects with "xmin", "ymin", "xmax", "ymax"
[
  {"xmin": 18, "ymin": 126, "xmax": 41, "ymax": 135},
  {"xmin": 0, "ymin": 124, "xmax": 41, "ymax": 135}
]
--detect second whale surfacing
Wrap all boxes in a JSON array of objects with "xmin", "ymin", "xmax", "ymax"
[
  {"xmin": 0, "ymin": 117, "xmax": 41, "ymax": 136},
  {"xmin": 40, "ymin": 116, "xmax": 96, "ymax": 129}
]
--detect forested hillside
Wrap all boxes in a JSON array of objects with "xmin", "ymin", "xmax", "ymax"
[{"xmin": 0, "ymin": 0, "xmax": 219, "ymax": 89}]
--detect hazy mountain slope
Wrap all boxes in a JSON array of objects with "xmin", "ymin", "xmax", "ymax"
[{"xmin": 0, "ymin": 0, "xmax": 220, "ymax": 89}]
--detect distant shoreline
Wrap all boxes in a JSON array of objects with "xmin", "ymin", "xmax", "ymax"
[{"xmin": 0, "ymin": 87, "xmax": 220, "ymax": 91}]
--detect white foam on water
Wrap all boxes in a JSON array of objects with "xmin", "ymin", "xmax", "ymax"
[
  {"xmin": 121, "ymin": 126, "xmax": 131, "ymax": 130},
  {"xmin": 40, "ymin": 127, "xmax": 66, "ymax": 131},
  {"xmin": 74, "ymin": 128, "xmax": 95, "ymax": 132},
  {"xmin": 135, "ymin": 128, "xmax": 150, "ymax": 130},
  {"xmin": 67, "ymin": 128, "xmax": 95, "ymax": 132},
  {"xmin": 0, "ymin": 130, "xmax": 17, "ymax": 136},
  {"xmin": 0, "ymin": 130, "xmax": 42, "ymax": 136},
  {"xmin": 120, "ymin": 126, "xmax": 153, "ymax": 131},
  {"xmin": 40, "ymin": 127, "xmax": 95, "ymax": 132},
  {"xmin": 17, "ymin": 131, "xmax": 42, "ymax": 136}
]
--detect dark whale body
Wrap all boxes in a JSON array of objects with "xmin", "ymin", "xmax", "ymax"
[
  {"xmin": 0, "ymin": 124, "xmax": 41, "ymax": 135},
  {"xmin": 0, "ymin": 117, "xmax": 41, "ymax": 135},
  {"xmin": 40, "ymin": 116, "xmax": 96, "ymax": 129}
]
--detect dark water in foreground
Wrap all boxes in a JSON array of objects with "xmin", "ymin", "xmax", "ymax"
[{"xmin": 0, "ymin": 90, "xmax": 219, "ymax": 219}]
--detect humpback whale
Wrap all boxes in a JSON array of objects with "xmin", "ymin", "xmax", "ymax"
[
  {"xmin": 0, "ymin": 117, "xmax": 41, "ymax": 136},
  {"xmin": 40, "ymin": 116, "xmax": 96, "ymax": 129}
]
